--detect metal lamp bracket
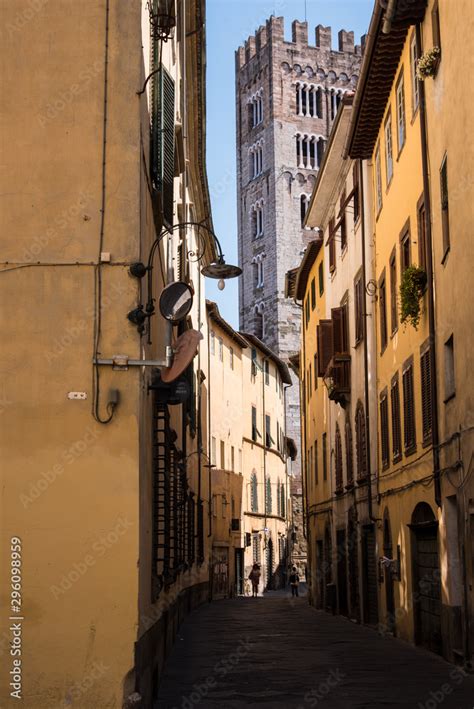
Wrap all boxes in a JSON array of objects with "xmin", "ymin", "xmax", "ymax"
[{"xmin": 94, "ymin": 347, "xmax": 173, "ymax": 371}]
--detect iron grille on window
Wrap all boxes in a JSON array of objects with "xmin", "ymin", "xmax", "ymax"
[
  {"xmin": 151, "ymin": 63, "xmax": 175, "ymax": 226},
  {"xmin": 403, "ymin": 362, "xmax": 416, "ymax": 453},
  {"xmin": 250, "ymin": 472, "xmax": 258, "ymax": 512},
  {"xmin": 252, "ymin": 533, "xmax": 261, "ymax": 564},
  {"xmin": 391, "ymin": 374, "xmax": 402, "ymax": 462},
  {"xmin": 380, "ymin": 392, "xmax": 390, "ymax": 469},
  {"xmin": 151, "ymin": 401, "xmax": 189, "ymax": 599},
  {"xmin": 420, "ymin": 347, "xmax": 433, "ymax": 444}
]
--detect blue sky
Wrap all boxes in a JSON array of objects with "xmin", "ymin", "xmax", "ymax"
[{"xmin": 205, "ymin": 0, "xmax": 374, "ymax": 327}]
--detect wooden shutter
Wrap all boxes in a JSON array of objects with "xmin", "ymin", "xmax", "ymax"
[
  {"xmin": 317, "ymin": 319, "xmax": 333, "ymax": 376},
  {"xmin": 331, "ymin": 307, "xmax": 345, "ymax": 355},
  {"xmin": 152, "ymin": 64, "xmax": 175, "ymax": 226},
  {"xmin": 335, "ymin": 424, "xmax": 343, "ymax": 492},
  {"xmin": 420, "ymin": 348, "xmax": 433, "ymax": 444},
  {"xmin": 391, "ymin": 377, "xmax": 402, "ymax": 461},
  {"xmin": 403, "ymin": 364, "xmax": 416, "ymax": 451},
  {"xmin": 318, "ymin": 261, "xmax": 324, "ymax": 296},
  {"xmin": 329, "ymin": 217, "xmax": 336, "ymax": 272},
  {"xmin": 380, "ymin": 394, "xmax": 389, "ymax": 468},
  {"xmin": 353, "ymin": 162, "xmax": 360, "ymax": 222}
]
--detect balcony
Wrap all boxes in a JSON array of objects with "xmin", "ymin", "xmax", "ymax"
[{"xmin": 324, "ymin": 353, "xmax": 351, "ymax": 407}]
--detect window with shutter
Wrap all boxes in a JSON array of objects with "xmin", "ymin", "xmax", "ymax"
[
  {"xmin": 251, "ymin": 474, "xmax": 258, "ymax": 512},
  {"xmin": 440, "ymin": 155, "xmax": 450, "ymax": 258},
  {"xmin": 417, "ymin": 196, "xmax": 427, "ymax": 273},
  {"xmin": 318, "ymin": 261, "xmax": 324, "ymax": 295},
  {"xmin": 332, "ymin": 307, "xmax": 344, "ymax": 355},
  {"xmin": 380, "ymin": 391, "xmax": 390, "ymax": 469},
  {"xmin": 420, "ymin": 345, "xmax": 433, "ymax": 445},
  {"xmin": 329, "ymin": 217, "xmax": 336, "ymax": 272},
  {"xmin": 265, "ymin": 414, "xmax": 272, "ymax": 448},
  {"xmin": 314, "ymin": 439, "xmax": 319, "ymax": 484},
  {"xmin": 251, "ymin": 406, "xmax": 257, "ymax": 442},
  {"xmin": 345, "ymin": 415, "xmax": 354, "ymax": 486},
  {"xmin": 322, "ymin": 432, "xmax": 328, "ymax": 481},
  {"xmin": 317, "ymin": 320, "xmax": 333, "ymax": 376},
  {"xmin": 151, "ymin": 64, "xmax": 175, "ymax": 226},
  {"xmin": 391, "ymin": 374, "xmax": 402, "ymax": 462},
  {"xmin": 389, "ymin": 250, "xmax": 398, "ymax": 333},
  {"xmin": 403, "ymin": 360, "xmax": 416, "ymax": 453},
  {"xmin": 314, "ymin": 354, "xmax": 318, "ymax": 390},
  {"xmin": 379, "ymin": 273, "xmax": 387, "ymax": 353},
  {"xmin": 355, "ymin": 401, "xmax": 368, "ymax": 480},
  {"xmin": 353, "ymin": 162, "xmax": 360, "ymax": 223},
  {"xmin": 311, "ymin": 278, "xmax": 316, "ymax": 310},
  {"xmin": 400, "ymin": 219, "xmax": 411, "ymax": 273},
  {"xmin": 335, "ymin": 424, "xmax": 343, "ymax": 493},
  {"xmin": 354, "ymin": 274, "xmax": 364, "ymax": 345},
  {"xmin": 340, "ymin": 190, "xmax": 347, "ymax": 251}
]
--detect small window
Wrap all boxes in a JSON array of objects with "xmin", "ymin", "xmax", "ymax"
[
  {"xmin": 231, "ymin": 446, "xmax": 235, "ymax": 472},
  {"xmin": 375, "ymin": 143, "xmax": 383, "ymax": 214},
  {"xmin": 318, "ymin": 261, "xmax": 324, "ymax": 295},
  {"xmin": 314, "ymin": 354, "xmax": 318, "ymax": 390},
  {"xmin": 265, "ymin": 477, "xmax": 272, "ymax": 514},
  {"xmin": 211, "ymin": 436, "xmax": 217, "ymax": 465},
  {"xmin": 379, "ymin": 272, "xmax": 387, "ymax": 353},
  {"xmin": 444, "ymin": 334, "xmax": 455, "ymax": 401},
  {"xmin": 220, "ymin": 440, "xmax": 225, "ymax": 469},
  {"xmin": 264, "ymin": 359, "xmax": 270, "ymax": 385},
  {"xmin": 400, "ymin": 221, "xmax": 411, "ymax": 273},
  {"xmin": 314, "ymin": 439, "xmax": 319, "ymax": 485},
  {"xmin": 229, "ymin": 347, "xmax": 234, "ymax": 370},
  {"xmin": 440, "ymin": 155, "xmax": 450, "ymax": 259},
  {"xmin": 396, "ymin": 71, "xmax": 406, "ymax": 153},
  {"xmin": 311, "ymin": 278, "xmax": 316, "ymax": 310},
  {"xmin": 218, "ymin": 337, "xmax": 223, "ymax": 362},
  {"xmin": 432, "ymin": 0, "xmax": 441, "ymax": 53},
  {"xmin": 384, "ymin": 112, "xmax": 393, "ymax": 184},
  {"xmin": 305, "ymin": 297, "xmax": 310, "ymax": 329},
  {"xmin": 210, "ymin": 330, "xmax": 215, "ymax": 355},
  {"xmin": 251, "ymin": 474, "xmax": 258, "ymax": 513},
  {"xmin": 389, "ymin": 250, "xmax": 398, "ymax": 333}
]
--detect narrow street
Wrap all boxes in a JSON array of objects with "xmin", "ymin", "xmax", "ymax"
[{"xmin": 158, "ymin": 591, "xmax": 474, "ymax": 709}]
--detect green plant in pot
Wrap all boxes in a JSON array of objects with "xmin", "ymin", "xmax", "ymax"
[{"xmin": 400, "ymin": 266, "xmax": 427, "ymax": 329}]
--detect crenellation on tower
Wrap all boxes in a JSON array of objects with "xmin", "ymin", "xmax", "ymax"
[
  {"xmin": 256, "ymin": 25, "xmax": 267, "ymax": 52},
  {"xmin": 245, "ymin": 35, "xmax": 256, "ymax": 63},
  {"xmin": 338, "ymin": 29, "xmax": 355, "ymax": 53},
  {"xmin": 315, "ymin": 24, "xmax": 332, "ymax": 50},
  {"xmin": 291, "ymin": 20, "xmax": 308, "ymax": 46},
  {"xmin": 266, "ymin": 15, "xmax": 284, "ymax": 43}
]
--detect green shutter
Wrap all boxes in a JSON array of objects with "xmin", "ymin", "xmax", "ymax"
[{"xmin": 151, "ymin": 62, "xmax": 175, "ymax": 226}]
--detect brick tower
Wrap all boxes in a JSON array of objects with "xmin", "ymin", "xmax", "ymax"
[{"xmin": 235, "ymin": 17, "xmax": 361, "ymax": 566}]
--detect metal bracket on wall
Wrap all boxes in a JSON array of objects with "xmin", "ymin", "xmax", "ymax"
[{"xmin": 94, "ymin": 354, "xmax": 170, "ymax": 371}]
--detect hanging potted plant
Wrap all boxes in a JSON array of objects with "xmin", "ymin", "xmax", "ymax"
[
  {"xmin": 400, "ymin": 266, "xmax": 427, "ymax": 329},
  {"xmin": 416, "ymin": 46, "xmax": 441, "ymax": 80}
]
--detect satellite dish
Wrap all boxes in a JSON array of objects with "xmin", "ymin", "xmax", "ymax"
[
  {"xmin": 159, "ymin": 282, "xmax": 194, "ymax": 324},
  {"xmin": 161, "ymin": 329, "xmax": 203, "ymax": 383}
]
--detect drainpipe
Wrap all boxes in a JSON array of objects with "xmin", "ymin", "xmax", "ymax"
[
  {"xmin": 300, "ymin": 311, "xmax": 309, "ymax": 540},
  {"xmin": 415, "ymin": 24, "xmax": 441, "ymax": 508},
  {"xmin": 358, "ymin": 159, "xmax": 376, "ymax": 523},
  {"xmin": 207, "ymin": 324, "xmax": 212, "ymax": 538}
]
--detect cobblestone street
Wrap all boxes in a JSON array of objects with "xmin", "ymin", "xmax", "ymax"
[{"xmin": 158, "ymin": 592, "xmax": 474, "ymax": 708}]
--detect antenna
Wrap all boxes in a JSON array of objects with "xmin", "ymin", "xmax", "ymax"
[{"xmin": 304, "ymin": 0, "xmax": 307, "ymax": 22}]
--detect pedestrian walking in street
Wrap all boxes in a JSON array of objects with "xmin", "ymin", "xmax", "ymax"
[
  {"xmin": 248, "ymin": 563, "xmax": 261, "ymax": 597},
  {"xmin": 289, "ymin": 566, "xmax": 300, "ymax": 597}
]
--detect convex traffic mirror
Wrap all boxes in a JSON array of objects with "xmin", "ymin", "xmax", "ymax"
[{"xmin": 159, "ymin": 281, "xmax": 194, "ymax": 324}]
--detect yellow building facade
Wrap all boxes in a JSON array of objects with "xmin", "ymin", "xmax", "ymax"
[
  {"xmin": 296, "ymin": 0, "xmax": 473, "ymax": 665},
  {"xmin": 0, "ymin": 1, "xmax": 228, "ymax": 706}
]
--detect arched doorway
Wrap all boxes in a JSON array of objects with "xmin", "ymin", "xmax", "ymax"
[
  {"xmin": 410, "ymin": 502, "xmax": 442, "ymax": 654},
  {"xmin": 383, "ymin": 509, "xmax": 396, "ymax": 634}
]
